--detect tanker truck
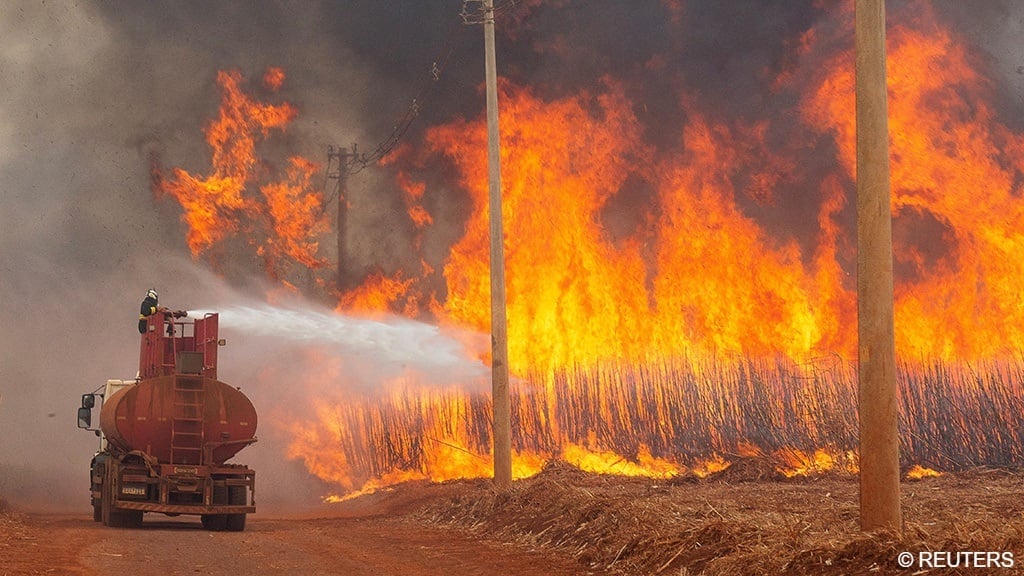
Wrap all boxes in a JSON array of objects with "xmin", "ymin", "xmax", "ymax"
[{"xmin": 77, "ymin": 310, "xmax": 257, "ymax": 530}]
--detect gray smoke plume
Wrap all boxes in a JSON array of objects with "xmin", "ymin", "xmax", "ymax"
[{"xmin": 0, "ymin": 0, "xmax": 435, "ymax": 510}]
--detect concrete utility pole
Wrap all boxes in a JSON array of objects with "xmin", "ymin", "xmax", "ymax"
[
  {"xmin": 327, "ymin": 144, "xmax": 359, "ymax": 293},
  {"xmin": 483, "ymin": 0, "xmax": 513, "ymax": 489},
  {"xmin": 855, "ymin": 0, "xmax": 902, "ymax": 532}
]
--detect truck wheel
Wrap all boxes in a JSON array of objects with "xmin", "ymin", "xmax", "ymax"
[
  {"xmin": 225, "ymin": 485, "xmax": 247, "ymax": 532},
  {"xmin": 224, "ymin": 513, "xmax": 246, "ymax": 531},
  {"xmin": 123, "ymin": 509, "xmax": 143, "ymax": 528},
  {"xmin": 93, "ymin": 502, "xmax": 101, "ymax": 523},
  {"xmin": 201, "ymin": 514, "xmax": 227, "ymax": 531},
  {"xmin": 100, "ymin": 476, "xmax": 117, "ymax": 527},
  {"xmin": 202, "ymin": 485, "xmax": 228, "ymax": 531},
  {"xmin": 106, "ymin": 509, "xmax": 126, "ymax": 528},
  {"xmin": 100, "ymin": 464, "xmax": 134, "ymax": 529}
]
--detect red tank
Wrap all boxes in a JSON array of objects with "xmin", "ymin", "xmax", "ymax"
[{"xmin": 99, "ymin": 312, "xmax": 257, "ymax": 465}]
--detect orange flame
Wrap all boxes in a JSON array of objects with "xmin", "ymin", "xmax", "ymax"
[
  {"xmin": 337, "ymin": 271, "xmax": 418, "ymax": 317},
  {"xmin": 263, "ymin": 67, "xmax": 286, "ymax": 92},
  {"xmin": 155, "ymin": 69, "xmax": 327, "ymax": 279},
  {"xmin": 800, "ymin": 3, "xmax": 1024, "ymax": 359},
  {"xmin": 162, "ymin": 1, "xmax": 1024, "ymax": 497},
  {"xmin": 259, "ymin": 156, "xmax": 328, "ymax": 272},
  {"xmin": 905, "ymin": 465, "xmax": 941, "ymax": 480},
  {"xmin": 293, "ymin": 1, "xmax": 1023, "ymax": 493}
]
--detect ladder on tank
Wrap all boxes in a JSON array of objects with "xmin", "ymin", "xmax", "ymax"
[{"xmin": 170, "ymin": 377, "xmax": 206, "ymax": 465}]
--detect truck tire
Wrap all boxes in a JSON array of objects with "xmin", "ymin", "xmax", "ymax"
[
  {"xmin": 100, "ymin": 461, "xmax": 138, "ymax": 529},
  {"xmin": 92, "ymin": 460, "xmax": 105, "ymax": 523},
  {"xmin": 123, "ymin": 509, "xmax": 143, "ymax": 528},
  {"xmin": 104, "ymin": 496, "xmax": 128, "ymax": 528},
  {"xmin": 201, "ymin": 485, "xmax": 228, "ymax": 531},
  {"xmin": 100, "ymin": 468, "xmax": 117, "ymax": 527},
  {"xmin": 201, "ymin": 514, "xmax": 227, "ymax": 531},
  {"xmin": 225, "ymin": 485, "xmax": 247, "ymax": 532}
]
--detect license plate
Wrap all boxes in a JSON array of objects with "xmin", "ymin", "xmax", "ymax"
[{"xmin": 121, "ymin": 486, "xmax": 146, "ymax": 496}]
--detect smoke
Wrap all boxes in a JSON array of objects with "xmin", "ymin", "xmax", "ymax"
[{"xmin": 0, "ymin": 0, "xmax": 433, "ymax": 511}]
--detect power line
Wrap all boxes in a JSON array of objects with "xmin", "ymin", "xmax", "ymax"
[
  {"xmin": 460, "ymin": 0, "xmax": 519, "ymax": 25},
  {"xmin": 337, "ymin": 1, "xmax": 524, "ymax": 179},
  {"xmin": 343, "ymin": 7, "xmax": 472, "ymax": 176},
  {"xmin": 321, "ymin": 2, "xmax": 526, "ymax": 213}
]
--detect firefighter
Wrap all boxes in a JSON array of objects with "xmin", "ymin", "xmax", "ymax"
[{"xmin": 138, "ymin": 288, "xmax": 167, "ymax": 334}]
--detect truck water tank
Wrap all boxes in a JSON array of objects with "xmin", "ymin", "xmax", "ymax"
[{"xmin": 99, "ymin": 374, "xmax": 257, "ymax": 465}]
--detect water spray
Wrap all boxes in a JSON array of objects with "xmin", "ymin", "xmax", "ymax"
[{"xmin": 189, "ymin": 303, "xmax": 489, "ymax": 381}]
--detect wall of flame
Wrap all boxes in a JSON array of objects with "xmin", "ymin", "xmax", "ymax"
[{"xmin": 152, "ymin": 1, "xmax": 1024, "ymax": 493}]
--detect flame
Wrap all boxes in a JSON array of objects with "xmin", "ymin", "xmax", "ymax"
[
  {"xmin": 435, "ymin": 82, "xmax": 659, "ymax": 371},
  {"xmin": 905, "ymin": 465, "xmax": 941, "ymax": 480},
  {"xmin": 800, "ymin": 3, "xmax": 1024, "ymax": 359},
  {"xmin": 337, "ymin": 271, "xmax": 418, "ymax": 316},
  {"xmin": 691, "ymin": 455, "xmax": 731, "ymax": 479},
  {"xmin": 263, "ymin": 67, "xmax": 286, "ymax": 91},
  {"xmin": 561, "ymin": 443, "xmax": 680, "ymax": 479},
  {"xmin": 776, "ymin": 448, "xmax": 842, "ymax": 478},
  {"xmin": 160, "ymin": 1, "xmax": 1024, "ymax": 497},
  {"xmin": 396, "ymin": 171, "xmax": 433, "ymax": 230},
  {"xmin": 259, "ymin": 156, "xmax": 328, "ymax": 272},
  {"xmin": 155, "ymin": 69, "xmax": 327, "ymax": 279},
  {"xmin": 416, "ymin": 81, "xmax": 855, "ymax": 371}
]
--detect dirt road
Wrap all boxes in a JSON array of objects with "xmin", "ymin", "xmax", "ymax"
[
  {"xmin": 0, "ymin": 479, "xmax": 596, "ymax": 576},
  {"xmin": 2, "ymin": 512, "xmax": 591, "ymax": 576}
]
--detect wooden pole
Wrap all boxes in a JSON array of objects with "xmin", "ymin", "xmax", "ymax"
[
  {"xmin": 328, "ymin": 145, "xmax": 357, "ymax": 294},
  {"xmin": 855, "ymin": 0, "xmax": 902, "ymax": 532},
  {"xmin": 336, "ymin": 149, "xmax": 349, "ymax": 293},
  {"xmin": 483, "ymin": 0, "xmax": 513, "ymax": 489}
]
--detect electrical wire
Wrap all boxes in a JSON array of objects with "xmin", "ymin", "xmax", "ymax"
[
  {"xmin": 346, "ymin": 1, "xmax": 522, "ymax": 173},
  {"xmin": 321, "ymin": 1, "xmax": 525, "ymax": 212},
  {"xmin": 347, "ymin": 7, "xmax": 470, "ymax": 175}
]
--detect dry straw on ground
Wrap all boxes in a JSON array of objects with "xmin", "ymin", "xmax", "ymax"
[{"xmin": 418, "ymin": 460, "xmax": 1024, "ymax": 575}]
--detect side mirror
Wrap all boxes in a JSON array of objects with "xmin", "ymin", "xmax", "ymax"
[
  {"xmin": 81, "ymin": 394, "xmax": 95, "ymax": 409},
  {"xmin": 77, "ymin": 407, "xmax": 92, "ymax": 429}
]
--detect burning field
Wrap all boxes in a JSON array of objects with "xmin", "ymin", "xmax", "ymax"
[{"xmin": 140, "ymin": 0, "xmax": 1024, "ymax": 500}]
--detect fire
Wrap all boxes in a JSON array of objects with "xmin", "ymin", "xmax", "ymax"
[
  {"xmin": 431, "ymin": 80, "xmax": 835, "ymax": 368},
  {"xmin": 158, "ymin": 1, "xmax": 1024, "ymax": 497},
  {"xmin": 396, "ymin": 171, "xmax": 433, "ymax": 231},
  {"xmin": 800, "ymin": 3, "xmax": 1024, "ymax": 359},
  {"xmin": 431, "ymin": 82, "xmax": 657, "ymax": 372},
  {"xmin": 263, "ymin": 67, "xmax": 286, "ymax": 92},
  {"xmin": 905, "ymin": 465, "xmax": 942, "ymax": 480},
  {"xmin": 154, "ymin": 69, "xmax": 327, "ymax": 280},
  {"xmin": 775, "ymin": 448, "xmax": 854, "ymax": 479},
  {"xmin": 337, "ymin": 271, "xmax": 418, "ymax": 317},
  {"xmin": 561, "ymin": 443, "xmax": 680, "ymax": 479},
  {"xmin": 260, "ymin": 156, "xmax": 328, "ymax": 272},
  {"xmin": 691, "ymin": 455, "xmax": 731, "ymax": 479}
]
